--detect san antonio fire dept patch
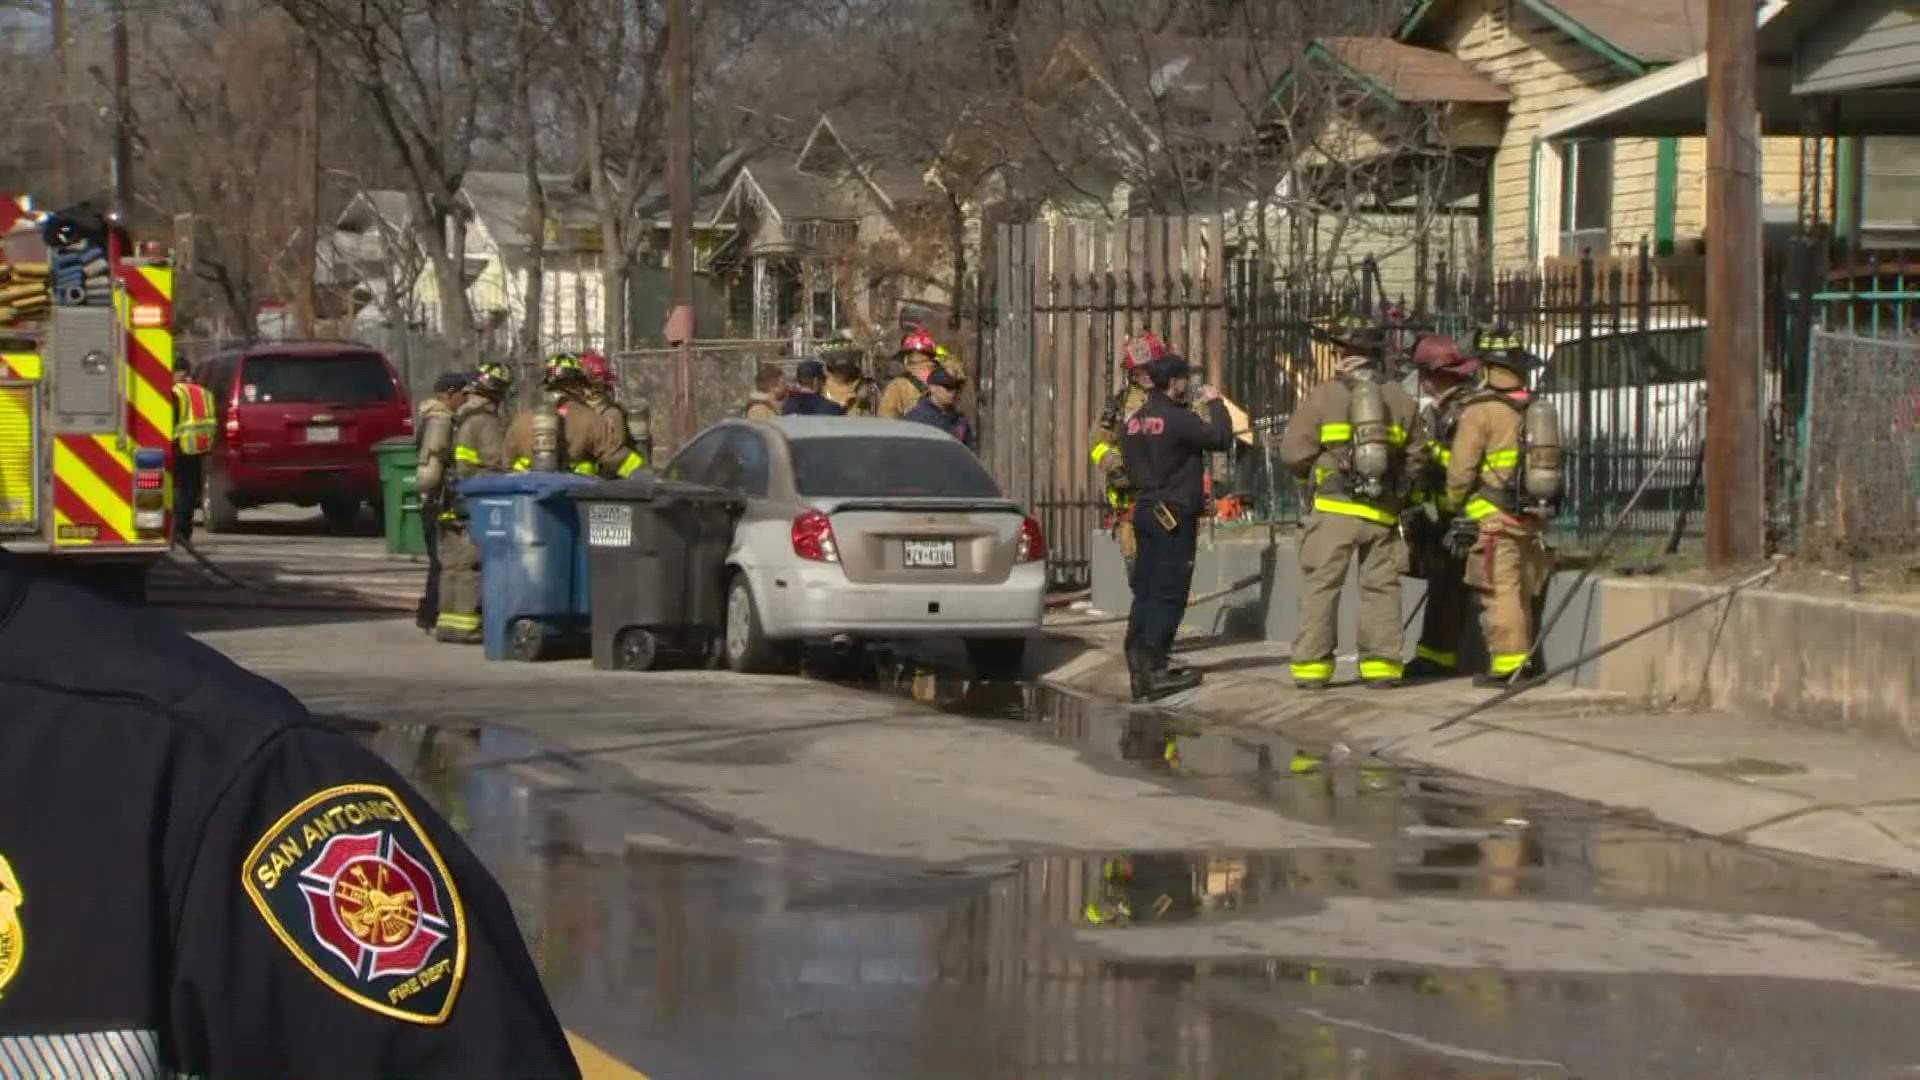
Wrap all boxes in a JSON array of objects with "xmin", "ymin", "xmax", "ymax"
[{"xmin": 241, "ymin": 784, "xmax": 467, "ymax": 1024}]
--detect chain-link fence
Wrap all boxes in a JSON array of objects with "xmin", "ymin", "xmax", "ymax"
[{"xmin": 1799, "ymin": 330, "xmax": 1920, "ymax": 562}]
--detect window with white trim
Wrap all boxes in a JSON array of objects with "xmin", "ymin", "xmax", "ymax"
[{"xmin": 1559, "ymin": 139, "xmax": 1613, "ymax": 257}]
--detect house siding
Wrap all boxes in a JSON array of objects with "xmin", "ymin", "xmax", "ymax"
[
  {"xmin": 1611, "ymin": 136, "xmax": 1661, "ymax": 244},
  {"xmin": 1796, "ymin": 0, "xmax": 1920, "ymax": 96},
  {"xmin": 1431, "ymin": 0, "xmax": 1629, "ymax": 268}
]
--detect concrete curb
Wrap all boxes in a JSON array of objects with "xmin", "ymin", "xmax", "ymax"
[{"xmin": 1038, "ymin": 633, "xmax": 1920, "ymax": 878}]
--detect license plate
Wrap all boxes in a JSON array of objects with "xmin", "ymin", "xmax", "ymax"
[
  {"xmin": 306, "ymin": 425, "xmax": 340, "ymax": 444},
  {"xmin": 903, "ymin": 538, "xmax": 956, "ymax": 569}
]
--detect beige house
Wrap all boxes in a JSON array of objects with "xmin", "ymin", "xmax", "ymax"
[
  {"xmin": 1542, "ymin": 0, "xmax": 1920, "ymax": 253},
  {"xmin": 710, "ymin": 117, "xmax": 945, "ymax": 346},
  {"xmin": 1301, "ymin": 0, "xmax": 1808, "ymax": 272}
]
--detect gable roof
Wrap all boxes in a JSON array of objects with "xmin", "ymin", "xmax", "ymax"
[
  {"xmin": 1311, "ymin": 37, "xmax": 1513, "ymax": 105},
  {"xmin": 1399, "ymin": 0, "xmax": 1711, "ymax": 73}
]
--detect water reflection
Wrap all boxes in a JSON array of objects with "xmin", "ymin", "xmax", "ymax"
[{"xmin": 347, "ymin": 699, "xmax": 1920, "ymax": 1079}]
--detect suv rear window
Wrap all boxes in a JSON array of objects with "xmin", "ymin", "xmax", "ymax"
[
  {"xmin": 791, "ymin": 436, "xmax": 1002, "ymax": 499},
  {"xmin": 240, "ymin": 353, "xmax": 397, "ymax": 405}
]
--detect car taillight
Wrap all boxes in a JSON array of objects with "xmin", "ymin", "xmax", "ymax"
[
  {"xmin": 790, "ymin": 509, "xmax": 839, "ymax": 563},
  {"xmin": 1016, "ymin": 516, "xmax": 1046, "ymax": 563},
  {"xmin": 401, "ymin": 410, "xmax": 415, "ymax": 434}
]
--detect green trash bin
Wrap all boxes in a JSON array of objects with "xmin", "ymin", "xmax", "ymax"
[{"xmin": 375, "ymin": 437, "xmax": 428, "ymax": 557}]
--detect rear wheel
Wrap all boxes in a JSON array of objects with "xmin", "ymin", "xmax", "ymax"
[
  {"xmin": 965, "ymin": 637, "xmax": 1028, "ymax": 681},
  {"xmin": 202, "ymin": 469, "xmax": 240, "ymax": 534},
  {"xmin": 321, "ymin": 495, "xmax": 361, "ymax": 532},
  {"xmin": 724, "ymin": 575, "xmax": 795, "ymax": 674}
]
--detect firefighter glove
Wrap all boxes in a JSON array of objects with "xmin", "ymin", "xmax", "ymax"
[{"xmin": 1444, "ymin": 514, "xmax": 1479, "ymax": 559}]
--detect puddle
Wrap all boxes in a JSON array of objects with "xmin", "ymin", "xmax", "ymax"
[{"xmin": 339, "ymin": 675, "xmax": 1920, "ymax": 1079}]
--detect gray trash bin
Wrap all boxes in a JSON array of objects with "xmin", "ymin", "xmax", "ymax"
[{"xmin": 571, "ymin": 477, "xmax": 745, "ymax": 671}]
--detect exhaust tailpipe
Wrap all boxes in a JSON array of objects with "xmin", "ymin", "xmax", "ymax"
[{"xmin": 829, "ymin": 634, "xmax": 855, "ymax": 655}]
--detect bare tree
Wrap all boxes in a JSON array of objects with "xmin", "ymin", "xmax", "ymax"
[
  {"xmin": 511, "ymin": 0, "xmax": 548, "ymax": 360},
  {"xmin": 533, "ymin": 0, "xmax": 672, "ymax": 353},
  {"xmin": 134, "ymin": 2, "xmax": 310, "ymax": 338},
  {"xmin": 276, "ymin": 0, "xmax": 487, "ymax": 359}
]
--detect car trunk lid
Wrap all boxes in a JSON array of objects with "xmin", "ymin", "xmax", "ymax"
[{"xmin": 818, "ymin": 498, "xmax": 1026, "ymax": 585}]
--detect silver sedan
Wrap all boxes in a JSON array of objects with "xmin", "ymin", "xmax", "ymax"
[{"xmin": 662, "ymin": 417, "xmax": 1047, "ymax": 677}]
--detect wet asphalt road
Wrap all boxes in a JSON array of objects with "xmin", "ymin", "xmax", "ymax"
[
  {"xmin": 154, "ymin": 512, "xmax": 1920, "ymax": 1080},
  {"xmin": 325, "ymin": 665, "xmax": 1920, "ymax": 1080}
]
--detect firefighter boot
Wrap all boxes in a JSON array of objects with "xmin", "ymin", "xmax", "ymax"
[
  {"xmin": 1403, "ymin": 656, "xmax": 1455, "ymax": 681},
  {"xmin": 1137, "ymin": 663, "xmax": 1203, "ymax": 702},
  {"xmin": 1126, "ymin": 649, "xmax": 1152, "ymax": 702}
]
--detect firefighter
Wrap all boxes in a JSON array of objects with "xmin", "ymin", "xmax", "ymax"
[
  {"xmin": 578, "ymin": 351, "xmax": 652, "ymax": 468},
  {"xmin": 504, "ymin": 354, "xmax": 637, "ymax": 477},
  {"xmin": 1443, "ymin": 327, "xmax": 1555, "ymax": 687},
  {"xmin": 0, "ymin": 553, "xmax": 580, "ymax": 1076},
  {"xmin": 783, "ymin": 359, "xmax": 847, "ymax": 416},
  {"xmin": 743, "ymin": 364, "xmax": 787, "ymax": 420},
  {"xmin": 1120, "ymin": 354, "xmax": 1233, "ymax": 702},
  {"xmin": 1402, "ymin": 335, "xmax": 1481, "ymax": 680},
  {"xmin": 1089, "ymin": 333, "xmax": 1164, "ymax": 581},
  {"xmin": 413, "ymin": 370, "xmax": 472, "ymax": 633},
  {"xmin": 820, "ymin": 340, "xmax": 877, "ymax": 415},
  {"xmin": 878, "ymin": 325, "xmax": 941, "ymax": 419},
  {"xmin": 1278, "ymin": 316, "xmax": 1418, "ymax": 690},
  {"xmin": 902, "ymin": 367, "xmax": 975, "ymax": 449},
  {"xmin": 437, "ymin": 362, "xmax": 511, "ymax": 644},
  {"xmin": 169, "ymin": 367, "xmax": 216, "ymax": 549}
]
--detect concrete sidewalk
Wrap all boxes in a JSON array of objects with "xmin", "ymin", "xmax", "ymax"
[{"xmin": 1040, "ymin": 624, "xmax": 1920, "ymax": 878}]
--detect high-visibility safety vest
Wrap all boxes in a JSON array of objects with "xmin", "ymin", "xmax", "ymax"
[{"xmin": 172, "ymin": 381, "xmax": 216, "ymax": 456}]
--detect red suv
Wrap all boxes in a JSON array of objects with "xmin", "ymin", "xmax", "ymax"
[{"xmin": 192, "ymin": 342, "xmax": 413, "ymax": 531}]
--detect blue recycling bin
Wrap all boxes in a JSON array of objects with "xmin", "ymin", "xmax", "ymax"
[{"xmin": 460, "ymin": 472, "xmax": 602, "ymax": 661}]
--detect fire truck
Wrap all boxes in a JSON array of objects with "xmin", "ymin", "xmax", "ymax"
[{"xmin": 1, "ymin": 196, "xmax": 178, "ymax": 600}]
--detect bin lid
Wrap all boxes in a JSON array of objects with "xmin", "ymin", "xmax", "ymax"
[
  {"xmin": 570, "ymin": 474, "xmax": 744, "ymax": 511},
  {"xmin": 459, "ymin": 472, "xmax": 604, "ymax": 500},
  {"xmin": 373, "ymin": 436, "xmax": 416, "ymax": 453}
]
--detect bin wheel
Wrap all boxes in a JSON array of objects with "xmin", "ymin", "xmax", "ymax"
[
  {"xmin": 616, "ymin": 628, "xmax": 659, "ymax": 672},
  {"xmin": 508, "ymin": 618, "xmax": 547, "ymax": 662}
]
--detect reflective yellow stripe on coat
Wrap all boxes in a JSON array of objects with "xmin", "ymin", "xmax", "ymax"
[{"xmin": 1313, "ymin": 496, "xmax": 1397, "ymax": 527}]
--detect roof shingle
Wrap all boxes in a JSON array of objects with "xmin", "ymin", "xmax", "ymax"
[{"xmin": 1317, "ymin": 37, "xmax": 1513, "ymax": 104}]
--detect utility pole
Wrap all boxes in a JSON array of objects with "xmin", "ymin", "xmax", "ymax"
[
  {"xmin": 110, "ymin": 0, "xmax": 131, "ymax": 229},
  {"xmin": 1705, "ymin": 0, "xmax": 1764, "ymax": 567},
  {"xmin": 295, "ymin": 45, "xmax": 320, "ymax": 339},
  {"xmin": 666, "ymin": 0, "xmax": 695, "ymax": 447},
  {"xmin": 52, "ymin": 0, "xmax": 71, "ymax": 206}
]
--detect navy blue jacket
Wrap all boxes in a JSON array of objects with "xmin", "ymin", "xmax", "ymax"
[
  {"xmin": 903, "ymin": 397, "xmax": 976, "ymax": 451},
  {"xmin": 0, "ymin": 555, "xmax": 578, "ymax": 1078},
  {"xmin": 782, "ymin": 390, "xmax": 846, "ymax": 417},
  {"xmin": 1119, "ymin": 394, "xmax": 1233, "ymax": 514}
]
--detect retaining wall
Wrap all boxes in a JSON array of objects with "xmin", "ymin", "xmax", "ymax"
[{"xmin": 1088, "ymin": 528, "xmax": 1916, "ymax": 745}]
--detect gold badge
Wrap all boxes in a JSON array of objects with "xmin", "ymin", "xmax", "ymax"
[
  {"xmin": 242, "ymin": 785, "xmax": 467, "ymax": 1024},
  {"xmin": 0, "ymin": 853, "xmax": 22, "ymax": 998}
]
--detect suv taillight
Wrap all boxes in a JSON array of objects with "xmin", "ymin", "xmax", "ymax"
[
  {"xmin": 790, "ymin": 510, "xmax": 839, "ymax": 563},
  {"xmin": 1016, "ymin": 516, "xmax": 1046, "ymax": 563}
]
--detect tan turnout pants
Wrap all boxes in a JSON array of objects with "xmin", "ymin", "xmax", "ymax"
[{"xmin": 1291, "ymin": 510, "xmax": 1404, "ymax": 684}]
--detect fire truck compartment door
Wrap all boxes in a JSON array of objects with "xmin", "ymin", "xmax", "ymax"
[
  {"xmin": 51, "ymin": 307, "xmax": 117, "ymax": 432},
  {"xmin": 0, "ymin": 382, "xmax": 37, "ymax": 533}
]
